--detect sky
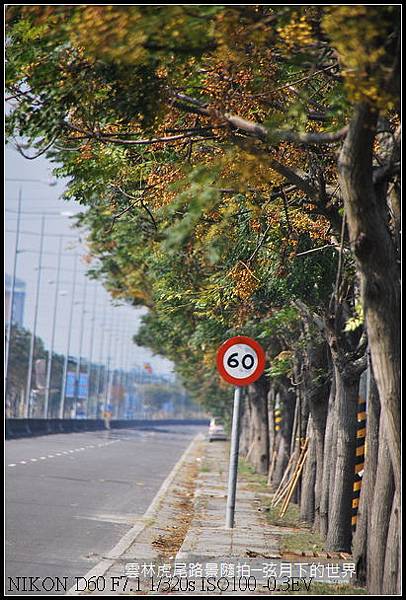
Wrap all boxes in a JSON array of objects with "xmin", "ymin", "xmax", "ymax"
[{"xmin": 5, "ymin": 144, "xmax": 174, "ymax": 377}]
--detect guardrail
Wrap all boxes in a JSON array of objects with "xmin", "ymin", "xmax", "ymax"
[{"xmin": 5, "ymin": 418, "xmax": 210, "ymax": 440}]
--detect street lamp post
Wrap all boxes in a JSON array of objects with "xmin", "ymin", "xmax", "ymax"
[
  {"xmin": 73, "ymin": 279, "xmax": 87, "ymax": 418},
  {"xmin": 25, "ymin": 216, "xmax": 45, "ymax": 417},
  {"xmin": 44, "ymin": 235, "xmax": 64, "ymax": 417},
  {"xmin": 94, "ymin": 300, "xmax": 109, "ymax": 418},
  {"xmin": 122, "ymin": 340, "xmax": 132, "ymax": 419},
  {"xmin": 119, "ymin": 339, "xmax": 126, "ymax": 419},
  {"xmin": 112, "ymin": 328, "xmax": 121, "ymax": 418},
  {"xmin": 5, "ymin": 188, "xmax": 22, "ymax": 400},
  {"xmin": 6, "ymin": 176, "xmax": 76, "ymax": 416},
  {"xmin": 59, "ymin": 255, "xmax": 78, "ymax": 419},
  {"xmin": 105, "ymin": 356, "xmax": 112, "ymax": 410},
  {"xmin": 103, "ymin": 308, "xmax": 116, "ymax": 412},
  {"xmin": 86, "ymin": 283, "xmax": 98, "ymax": 418}
]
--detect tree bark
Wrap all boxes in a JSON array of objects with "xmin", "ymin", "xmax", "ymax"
[
  {"xmin": 367, "ymin": 413, "xmax": 395, "ymax": 594},
  {"xmin": 382, "ymin": 491, "xmax": 400, "ymax": 595},
  {"xmin": 271, "ymin": 383, "xmax": 296, "ymax": 487},
  {"xmin": 326, "ymin": 364, "xmax": 360, "ymax": 552},
  {"xmin": 245, "ymin": 374, "xmax": 269, "ymax": 474},
  {"xmin": 306, "ymin": 341, "xmax": 330, "ymax": 532},
  {"xmin": 309, "ymin": 390, "xmax": 328, "ymax": 532},
  {"xmin": 239, "ymin": 392, "xmax": 252, "ymax": 457},
  {"xmin": 267, "ymin": 385, "xmax": 277, "ymax": 481},
  {"xmin": 319, "ymin": 373, "xmax": 336, "ymax": 538},
  {"xmin": 338, "ymin": 103, "xmax": 400, "ymax": 491},
  {"xmin": 299, "ymin": 417, "xmax": 316, "ymax": 524},
  {"xmin": 352, "ymin": 366, "xmax": 380, "ymax": 585},
  {"xmin": 327, "ymin": 406, "xmax": 337, "ymax": 535}
]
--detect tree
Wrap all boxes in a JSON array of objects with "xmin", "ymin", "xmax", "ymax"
[{"xmin": 6, "ymin": 6, "xmax": 400, "ymax": 592}]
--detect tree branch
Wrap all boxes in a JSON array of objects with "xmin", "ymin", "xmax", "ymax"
[
  {"xmin": 231, "ymin": 136, "xmax": 321, "ymax": 203},
  {"xmin": 64, "ymin": 121, "xmax": 216, "ymax": 146},
  {"xmin": 110, "ymin": 183, "xmax": 158, "ymax": 230},
  {"xmin": 172, "ymin": 92, "xmax": 348, "ymax": 145}
]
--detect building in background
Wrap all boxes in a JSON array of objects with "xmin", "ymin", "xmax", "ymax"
[{"xmin": 5, "ymin": 273, "xmax": 26, "ymax": 326}]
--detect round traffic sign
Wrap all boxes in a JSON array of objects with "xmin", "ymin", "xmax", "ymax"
[{"xmin": 216, "ymin": 336, "xmax": 266, "ymax": 386}]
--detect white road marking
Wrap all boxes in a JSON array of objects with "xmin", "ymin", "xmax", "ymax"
[{"xmin": 7, "ymin": 437, "xmax": 122, "ymax": 467}]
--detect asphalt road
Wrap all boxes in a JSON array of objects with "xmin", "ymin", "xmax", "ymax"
[{"xmin": 5, "ymin": 424, "xmax": 204, "ymax": 595}]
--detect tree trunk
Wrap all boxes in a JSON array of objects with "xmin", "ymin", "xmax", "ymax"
[
  {"xmin": 294, "ymin": 386, "xmax": 310, "ymax": 506},
  {"xmin": 382, "ymin": 491, "xmax": 400, "ymax": 595},
  {"xmin": 338, "ymin": 102, "xmax": 400, "ymax": 491},
  {"xmin": 299, "ymin": 417, "xmax": 316, "ymax": 524},
  {"xmin": 319, "ymin": 373, "xmax": 336, "ymax": 538},
  {"xmin": 239, "ymin": 393, "xmax": 252, "ymax": 457},
  {"xmin": 267, "ymin": 385, "xmax": 277, "ymax": 482},
  {"xmin": 246, "ymin": 374, "xmax": 269, "ymax": 474},
  {"xmin": 326, "ymin": 365, "xmax": 360, "ymax": 552},
  {"xmin": 367, "ymin": 413, "xmax": 395, "ymax": 594},
  {"xmin": 308, "ymin": 371, "xmax": 330, "ymax": 531},
  {"xmin": 352, "ymin": 366, "xmax": 380, "ymax": 585},
  {"xmin": 271, "ymin": 384, "xmax": 295, "ymax": 487}
]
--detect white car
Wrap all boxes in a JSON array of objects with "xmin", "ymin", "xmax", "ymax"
[{"xmin": 208, "ymin": 418, "xmax": 227, "ymax": 442}]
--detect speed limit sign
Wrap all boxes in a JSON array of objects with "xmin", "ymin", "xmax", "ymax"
[{"xmin": 216, "ymin": 336, "xmax": 266, "ymax": 386}]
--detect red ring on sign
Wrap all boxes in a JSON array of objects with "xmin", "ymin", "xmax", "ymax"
[{"xmin": 216, "ymin": 335, "xmax": 266, "ymax": 386}]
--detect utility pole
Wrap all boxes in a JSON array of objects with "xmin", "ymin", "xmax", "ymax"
[
  {"xmin": 103, "ymin": 308, "xmax": 114, "ymax": 410},
  {"xmin": 5, "ymin": 188, "xmax": 22, "ymax": 401},
  {"xmin": 59, "ymin": 254, "xmax": 78, "ymax": 419},
  {"xmin": 86, "ymin": 283, "xmax": 98, "ymax": 418},
  {"xmin": 95, "ymin": 299, "xmax": 108, "ymax": 418},
  {"xmin": 105, "ymin": 355, "xmax": 112, "ymax": 411},
  {"xmin": 73, "ymin": 278, "xmax": 87, "ymax": 418},
  {"xmin": 120, "ymin": 332, "xmax": 130, "ymax": 419},
  {"xmin": 44, "ymin": 235, "xmax": 63, "ymax": 418},
  {"xmin": 115, "ymin": 324, "xmax": 126, "ymax": 418},
  {"xmin": 25, "ymin": 216, "xmax": 45, "ymax": 417},
  {"xmin": 122, "ymin": 340, "xmax": 131, "ymax": 419},
  {"xmin": 110, "ymin": 329, "xmax": 119, "ymax": 418}
]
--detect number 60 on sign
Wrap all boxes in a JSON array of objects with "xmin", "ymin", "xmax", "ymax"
[{"xmin": 216, "ymin": 336, "xmax": 266, "ymax": 386}]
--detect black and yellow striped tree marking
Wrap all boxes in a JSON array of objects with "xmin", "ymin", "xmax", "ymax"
[
  {"xmin": 274, "ymin": 408, "xmax": 282, "ymax": 433},
  {"xmin": 352, "ymin": 396, "xmax": 367, "ymax": 530}
]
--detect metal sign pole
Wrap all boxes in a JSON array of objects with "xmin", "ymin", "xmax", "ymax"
[
  {"xmin": 225, "ymin": 386, "xmax": 242, "ymax": 528},
  {"xmin": 217, "ymin": 336, "xmax": 265, "ymax": 530}
]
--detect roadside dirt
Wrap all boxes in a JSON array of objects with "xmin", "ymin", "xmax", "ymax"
[{"xmin": 151, "ymin": 459, "xmax": 199, "ymax": 558}]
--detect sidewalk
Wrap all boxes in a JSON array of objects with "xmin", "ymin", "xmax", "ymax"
[{"xmin": 176, "ymin": 440, "xmax": 282, "ymax": 562}]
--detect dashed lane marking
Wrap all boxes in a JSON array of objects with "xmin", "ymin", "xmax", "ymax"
[{"xmin": 7, "ymin": 439, "xmax": 122, "ymax": 468}]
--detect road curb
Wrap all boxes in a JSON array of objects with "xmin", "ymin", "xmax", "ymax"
[{"xmin": 66, "ymin": 432, "xmax": 204, "ymax": 595}]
